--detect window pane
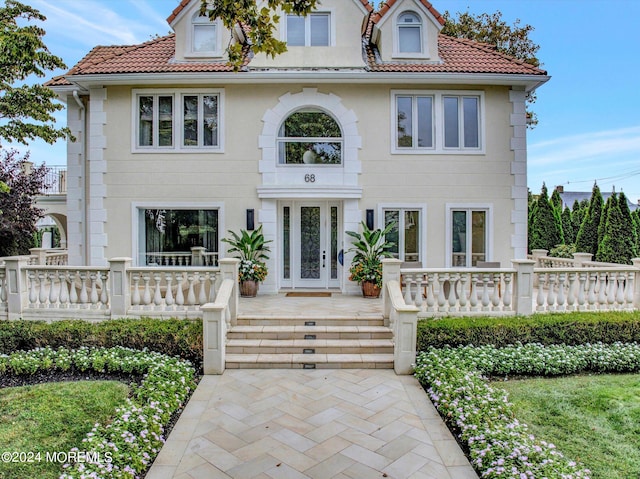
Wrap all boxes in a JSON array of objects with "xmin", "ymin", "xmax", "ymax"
[
  {"xmin": 399, "ymin": 26, "xmax": 421, "ymax": 53},
  {"xmin": 416, "ymin": 96, "xmax": 433, "ymax": 148},
  {"xmin": 158, "ymin": 96, "xmax": 173, "ymax": 147},
  {"xmin": 452, "ymin": 210, "xmax": 467, "ymax": 266},
  {"xmin": 404, "ymin": 210, "xmax": 420, "ymax": 262},
  {"xmin": 143, "ymin": 209, "xmax": 218, "ymax": 266},
  {"xmin": 471, "ymin": 211, "xmax": 486, "ymax": 266},
  {"xmin": 310, "ymin": 14, "xmax": 329, "ymax": 46},
  {"xmin": 203, "ymin": 95, "xmax": 218, "ymax": 146},
  {"xmin": 193, "ymin": 24, "xmax": 216, "ymax": 52},
  {"xmin": 444, "ymin": 97, "xmax": 459, "ymax": 148},
  {"xmin": 183, "ymin": 96, "xmax": 198, "ymax": 146},
  {"xmin": 282, "ymin": 111, "xmax": 340, "ymax": 137},
  {"xmin": 283, "ymin": 206, "xmax": 290, "ymax": 279},
  {"xmin": 281, "ymin": 141, "xmax": 341, "ymax": 164},
  {"xmin": 287, "ymin": 15, "xmax": 305, "ymax": 46},
  {"xmin": 463, "ymin": 97, "xmax": 479, "ymax": 148},
  {"xmin": 396, "ymin": 96, "xmax": 413, "ymax": 147},
  {"xmin": 139, "ymin": 96, "xmax": 153, "ymax": 146},
  {"xmin": 384, "ymin": 210, "xmax": 400, "ymax": 258},
  {"xmin": 331, "ymin": 206, "xmax": 338, "ymax": 279}
]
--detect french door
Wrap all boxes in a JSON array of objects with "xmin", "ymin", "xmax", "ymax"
[{"xmin": 281, "ymin": 201, "xmax": 341, "ymax": 289}]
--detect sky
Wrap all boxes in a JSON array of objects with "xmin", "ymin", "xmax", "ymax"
[{"xmin": 14, "ymin": 0, "xmax": 640, "ymax": 204}]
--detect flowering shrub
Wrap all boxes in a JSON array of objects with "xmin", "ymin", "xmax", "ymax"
[
  {"xmin": 348, "ymin": 258, "xmax": 383, "ymax": 287},
  {"xmin": 0, "ymin": 346, "xmax": 196, "ymax": 479},
  {"xmin": 238, "ymin": 259, "xmax": 268, "ymax": 282},
  {"xmin": 415, "ymin": 342, "xmax": 640, "ymax": 479}
]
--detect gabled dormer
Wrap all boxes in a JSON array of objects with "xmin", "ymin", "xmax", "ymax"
[
  {"xmin": 371, "ymin": 0, "xmax": 444, "ymax": 62},
  {"xmin": 167, "ymin": 0, "xmax": 238, "ymax": 62},
  {"xmin": 249, "ymin": 0, "xmax": 372, "ymax": 68}
]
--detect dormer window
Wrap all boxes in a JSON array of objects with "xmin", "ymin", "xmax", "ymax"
[
  {"xmin": 286, "ymin": 13, "xmax": 330, "ymax": 46},
  {"xmin": 397, "ymin": 11, "xmax": 422, "ymax": 54},
  {"xmin": 191, "ymin": 13, "xmax": 217, "ymax": 55}
]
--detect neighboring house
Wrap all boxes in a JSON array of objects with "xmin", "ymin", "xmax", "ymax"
[
  {"xmin": 555, "ymin": 186, "xmax": 639, "ymax": 212},
  {"xmin": 47, "ymin": 0, "xmax": 548, "ymax": 294}
]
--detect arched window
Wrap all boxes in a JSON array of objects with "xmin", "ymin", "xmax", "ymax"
[
  {"xmin": 192, "ymin": 13, "xmax": 217, "ymax": 54},
  {"xmin": 277, "ymin": 109, "xmax": 342, "ymax": 165},
  {"xmin": 397, "ymin": 11, "xmax": 422, "ymax": 54}
]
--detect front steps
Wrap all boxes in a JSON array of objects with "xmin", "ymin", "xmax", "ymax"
[{"xmin": 226, "ymin": 315, "xmax": 394, "ymax": 369}]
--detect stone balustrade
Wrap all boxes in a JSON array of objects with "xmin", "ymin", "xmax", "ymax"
[{"xmin": 0, "ymin": 256, "xmax": 239, "ymax": 321}]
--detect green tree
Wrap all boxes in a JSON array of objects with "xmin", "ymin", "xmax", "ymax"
[
  {"xmin": 575, "ymin": 183, "xmax": 603, "ymax": 257},
  {"xmin": 529, "ymin": 184, "xmax": 562, "ymax": 252},
  {"xmin": 0, "ymin": 0, "xmax": 70, "ymax": 146},
  {"xmin": 571, "ymin": 199, "xmax": 588, "ymax": 244},
  {"xmin": 596, "ymin": 192, "xmax": 636, "ymax": 264},
  {"xmin": 442, "ymin": 9, "xmax": 541, "ymax": 126},
  {"xmin": 199, "ymin": 0, "xmax": 317, "ymax": 70},
  {"xmin": 0, "ymin": 149, "xmax": 47, "ymax": 256},
  {"xmin": 632, "ymin": 209, "xmax": 640, "ymax": 258},
  {"xmin": 561, "ymin": 206, "xmax": 575, "ymax": 244}
]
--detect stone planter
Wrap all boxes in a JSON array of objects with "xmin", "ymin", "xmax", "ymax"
[
  {"xmin": 361, "ymin": 281, "xmax": 381, "ymax": 298},
  {"xmin": 240, "ymin": 280, "xmax": 258, "ymax": 298}
]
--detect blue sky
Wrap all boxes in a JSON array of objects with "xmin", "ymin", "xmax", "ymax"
[{"xmin": 17, "ymin": 0, "xmax": 640, "ymax": 204}]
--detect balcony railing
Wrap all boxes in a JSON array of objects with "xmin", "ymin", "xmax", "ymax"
[{"xmin": 40, "ymin": 165, "xmax": 67, "ymax": 195}]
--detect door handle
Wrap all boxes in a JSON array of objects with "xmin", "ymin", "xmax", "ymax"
[{"xmin": 322, "ymin": 251, "xmax": 326, "ymax": 268}]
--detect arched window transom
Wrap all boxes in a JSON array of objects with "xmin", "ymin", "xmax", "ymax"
[{"xmin": 277, "ymin": 109, "xmax": 343, "ymax": 165}]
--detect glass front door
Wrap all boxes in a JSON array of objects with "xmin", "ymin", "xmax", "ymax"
[{"xmin": 281, "ymin": 201, "xmax": 341, "ymax": 289}]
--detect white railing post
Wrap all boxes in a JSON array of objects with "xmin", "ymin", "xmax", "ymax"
[
  {"xmin": 531, "ymin": 249, "xmax": 548, "ymax": 267},
  {"xmin": 633, "ymin": 258, "xmax": 640, "ymax": 309},
  {"xmin": 29, "ymin": 248, "xmax": 48, "ymax": 265},
  {"xmin": 191, "ymin": 246, "xmax": 206, "ymax": 266},
  {"xmin": 219, "ymin": 258, "xmax": 239, "ymax": 325},
  {"xmin": 572, "ymin": 252, "xmax": 593, "ymax": 268},
  {"xmin": 382, "ymin": 258, "xmax": 403, "ymax": 325},
  {"xmin": 109, "ymin": 257, "xmax": 131, "ymax": 318},
  {"xmin": 512, "ymin": 259, "xmax": 535, "ymax": 316},
  {"xmin": 202, "ymin": 302, "xmax": 226, "ymax": 374},
  {"xmin": 4, "ymin": 257, "xmax": 29, "ymax": 320}
]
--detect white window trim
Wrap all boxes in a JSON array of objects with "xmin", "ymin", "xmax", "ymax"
[
  {"xmin": 377, "ymin": 203, "xmax": 427, "ymax": 266},
  {"xmin": 390, "ymin": 90, "xmax": 485, "ymax": 155},
  {"xmin": 132, "ymin": 88, "xmax": 224, "ymax": 153},
  {"xmin": 445, "ymin": 203, "xmax": 493, "ymax": 268},
  {"xmin": 392, "ymin": 9, "xmax": 429, "ymax": 59},
  {"xmin": 282, "ymin": 10, "xmax": 336, "ymax": 47},
  {"xmin": 186, "ymin": 14, "xmax": 223, "ymax": 58},
  {"xmin": 131, "ymin": 202, "xmax": 225, "ymax": 267}
]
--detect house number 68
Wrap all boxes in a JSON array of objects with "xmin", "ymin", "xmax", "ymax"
[{"xmin": 304, "ymin": 174, "xmax": 316, "ymax": 183}]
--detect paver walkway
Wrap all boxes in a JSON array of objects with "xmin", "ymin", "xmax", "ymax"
[{"xmin": 146, "ymin": 369, "xmax": 478, "ymax": 479}]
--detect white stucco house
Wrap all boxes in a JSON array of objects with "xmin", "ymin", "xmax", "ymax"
[{"xmin": 47, "ymin": 0, "xmax": 549, "ymax": 295}]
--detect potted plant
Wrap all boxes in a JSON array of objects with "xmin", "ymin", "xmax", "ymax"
[
  {"xmin": 346, "ymin": 221, "xmax": 396, "ymax": 298},
  {"xmin": 222, "ymin": 225, "xmax": 272, "ymax": 297}
]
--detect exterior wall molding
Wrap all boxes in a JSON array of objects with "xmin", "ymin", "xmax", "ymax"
[
  {"xmin": 88, "ymin": 87, "xmax": 108, "ymax": 266},
  {"xmin": 65, "ymin": 96, "xmax": 85, "ymax": 266},
  {"xmin": 509, "ymin": 87, "xmax": 528, "ymax": 259}
]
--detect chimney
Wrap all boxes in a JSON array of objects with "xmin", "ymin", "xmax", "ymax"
[{"xmin": 555, "ymin": 185, "xmax": 564, "ymax": 193}]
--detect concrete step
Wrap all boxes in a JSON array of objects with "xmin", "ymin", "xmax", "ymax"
[
  {"xmin": 225, "ymin": 353, "xmax": 394, "ymax": 369},
  {"xmin": 228, "ymin": 325, "xmax": 393, "ymax": 340},
  {"xmin": 226, "ymin": 338, "xmax": 394, "ymax": 354},
  {"xmin": 235, "ymin": 315, "xmax": 385, "ymax": 327}
]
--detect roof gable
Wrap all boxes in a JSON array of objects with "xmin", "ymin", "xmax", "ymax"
[{"xmin": 373, "ymin": 0, "xmax": 445, "ymax": 27}]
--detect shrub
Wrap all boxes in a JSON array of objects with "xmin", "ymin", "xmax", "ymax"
[
  {"xmin": 417, "ymin": 311, "xmax": 640, "ymax": 351},
  {"xmin": 0, "ymin": 318, "xmax": 203, "ymax": 370}
]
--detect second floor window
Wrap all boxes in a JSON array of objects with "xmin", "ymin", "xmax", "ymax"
[
  {"xmin": 183, "ymin": 95, "xmax": 218, "ymax": 147},
  {"xmin": 278, "ymin": 109, "xmax": 342, "ymax": 165},
  {"xmin": 138, "ymin": 95, "xmax": 173, "ymax": 148},
  {"xmin": 286, "ymin": 13, "xmax": 330, "ymax": 46}
]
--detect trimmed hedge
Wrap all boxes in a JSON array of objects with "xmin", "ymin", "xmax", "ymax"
[
  {"xmin": 417, "ymin": 311, "xmax": 640, "ymax": 351},
  {"xmin": 0, "ymin": 318, "xmax": 203, "ymax": 369}
]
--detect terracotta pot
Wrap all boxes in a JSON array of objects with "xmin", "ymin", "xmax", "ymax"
[
  {"xmin": 240, "ymin": 280, "xmax": 258, "ymax": 298},
  {"xmin": 361, "ymin": 281, "xmax": 381, "ymax": 298}
]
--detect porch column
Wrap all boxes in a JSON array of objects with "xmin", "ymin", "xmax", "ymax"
[
  {"xmin": 382, "ymin": 258, "xmax": 403, "ymax": 324},
  {"xmin": 633, "ymin": 258, "xmax": 640, "ymax": 309}
]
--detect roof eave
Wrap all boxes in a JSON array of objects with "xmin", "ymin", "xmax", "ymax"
[{"xmin": 63, "ymin": 71, "xmax": 550, "ymax": 91}]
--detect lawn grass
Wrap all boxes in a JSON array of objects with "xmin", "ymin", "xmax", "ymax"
[
  {"xmin": 496, "ymin": 373, "xmax": 640, "ymax": 479},
  {"xmin": 0, "ymin": 380, "xmax": 130, "ymax": 479}
]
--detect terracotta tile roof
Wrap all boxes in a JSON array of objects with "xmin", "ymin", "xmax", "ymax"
[
  {"xmin": 366, "ymin": 34, "xmax": 546, "ymax": 75},
  {"xmin": 373, "ymin": 0, "xmax": 445, "ymax": 26}
]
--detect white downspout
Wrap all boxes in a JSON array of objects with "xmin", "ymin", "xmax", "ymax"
[{"xmin": 72, "ymin": 90, "xmax": 88, "ymax": 265}]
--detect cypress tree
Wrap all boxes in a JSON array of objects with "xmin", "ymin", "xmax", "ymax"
[
  {"xmin": 561, "ymin": 206, "xmax": 575, "ymax": 244},
  {"xmin": 529, "ymin": 184, "xmax": 563, "ymax": 251},
  {"xmin": 550, "ymin": 188, "xmax": 563, "ymax": 212},
  {"xmin": 632, "ymin": 209, "xmax": 640, "ymax": 258},
  {"xmin": 618, "ymin": 192, "xmax": 638, "ymax": 259},
  {"xmin": 575, "ymin": 183, "xmax": 603, "ymax": 257},
  {"xmin": 571, "ymin": 200, "xmax": 587, "ymax": 243},
  {"xmin": 596, "ymin": 192, "xmax": 635, "ymax": 264}
]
